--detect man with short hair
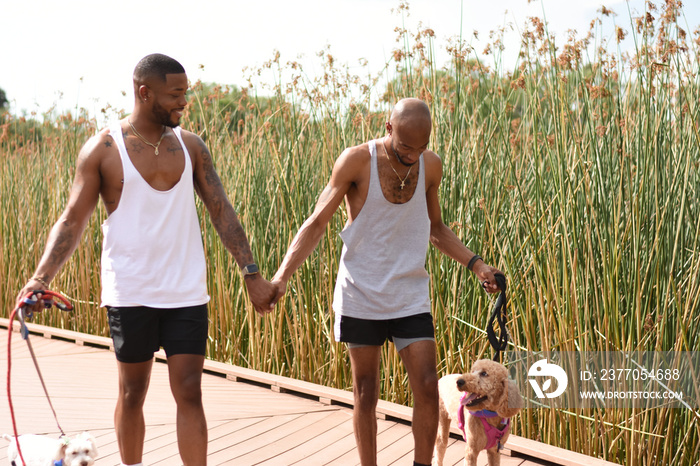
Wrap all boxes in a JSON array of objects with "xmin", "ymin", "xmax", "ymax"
[
  {"xmin": 16, "ymin": 53, "xmax": 277, "ymax": 466},
  {"xmin": 271, "ymin": 98, "xmax": 503, "ymax": 466}
]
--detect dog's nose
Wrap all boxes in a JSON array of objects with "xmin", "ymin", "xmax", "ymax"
[{"xmin": 456, "ymin": 378, "xmax": 465, "ymax": 387}]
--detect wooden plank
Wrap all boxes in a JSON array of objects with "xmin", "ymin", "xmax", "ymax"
[
  {"xmin": 285, "ymin": 418, "xmax": 357, "ymax": 465},
  {"xmin": 328, "ymin": 417, "xmax": 412, "ymax": 465},
  {"xmin": 376, "ymin": 425, "xmax": 416, "ymax": 465},
  {"xmin": 234, "ymin": 411, "xmax": 346, "ymax": 463},
  {"xmin": 0, "ymin": 319, "xmax": 621, "ymax": 466},
  {"xmin": 255, "ymin": 411, "xmax": 353, "ymax": 465},
  {"xmin": 507, "ymin": 435, "xmax": 620, "ymax": 466},
  {"xmin": 232, "ymin": 410, "xmax": 354, "ymax": 464}
]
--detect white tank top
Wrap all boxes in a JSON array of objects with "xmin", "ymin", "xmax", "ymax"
[
  {"xmin": 100, "ymin": 122, "xmax": 210, "ymax": 308},
  {"xmin": 332, "ymin": 139, "xmax": 431, "ymax": 319}
]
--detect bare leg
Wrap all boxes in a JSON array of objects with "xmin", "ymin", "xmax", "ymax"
[
  {"xmin": 168, "ymin": 354, "xmax": 207, "ymax": 466},
  {"xmin": 348, "ymin": 346, "xmax": 382, "ymax": 466},
  {"xmin": 115, "ymin": 359, "xmax": 153, "ymax": 464},
  {"xmin": 399, "ymin": 340, "xmax": 439, "ymax": 465}
]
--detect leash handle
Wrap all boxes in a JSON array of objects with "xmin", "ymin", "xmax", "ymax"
[
  {"xmin": 487, "ymin": 273, "xmax": 509, "ymax": 362},
  {"xmin": 18, "ymin": 290, "xmax": 73, "ymax": 337}
]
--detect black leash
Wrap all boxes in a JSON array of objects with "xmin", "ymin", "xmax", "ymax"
[{"xmin": 486, "ymin": 273, "xmax": 509, "ymax": 362}]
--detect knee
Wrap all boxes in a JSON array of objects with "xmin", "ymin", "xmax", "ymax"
[
  {"xmin": 412, "ymin": 372, "xmax": 439, "ymax": 404},
  {"xmin": 172, "ymin": 375, "xmax": 203, "ymax": 407},
  {"xmin": 119, "ymin": 379, "xmax": 149, "ymax": 409},
  {"xmin": 353, "ymin": 376, "xmax": 379, "ymax": 412}
]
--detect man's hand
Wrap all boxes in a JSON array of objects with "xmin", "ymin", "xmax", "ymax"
[
  {"xmin": 15, "ymin": 278, "xmax": 50, "ymax": 317},
  {"xmin": 243, "ymin": 275, "xmax": 278, "ymax": 315},
  {"xmin": 473, "ymin": 262, "xmax": 505, "ymax": 294},
  {"xmin": 269, "ymin": 278, "xmax": 287, "ymax": 307}
]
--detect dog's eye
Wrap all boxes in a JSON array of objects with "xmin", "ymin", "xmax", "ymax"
[{"xmin": 480, "ymin": 371, "xmax": 488, "ymax": 377}]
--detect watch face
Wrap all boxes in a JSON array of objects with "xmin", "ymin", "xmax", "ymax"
[{"xmin": 244, "ymin": 264, "xmax": 259, "ymax": 275}]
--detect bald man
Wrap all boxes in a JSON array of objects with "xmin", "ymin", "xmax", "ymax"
[{"xmin": 271, "ymin": 98, "xmax": 503, "ymax": 466}]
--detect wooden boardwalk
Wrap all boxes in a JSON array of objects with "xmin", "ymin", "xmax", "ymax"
[{"xmin": 0, "ymin": 318, "xmax": 619, "ymax": 466}]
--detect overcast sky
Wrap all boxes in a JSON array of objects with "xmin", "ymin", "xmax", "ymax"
[{"xmin": 3, "ymin": 0, "xmax": 698, "ymax": 120}]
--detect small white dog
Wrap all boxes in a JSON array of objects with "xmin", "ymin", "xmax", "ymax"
[{"xmin": 3, "ymin": 432, "xmax": 97, "ymax": 466}]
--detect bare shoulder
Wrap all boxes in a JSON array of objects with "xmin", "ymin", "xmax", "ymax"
[
  {"xmin": 338, "ymin": 142, "xmax": 371, "ymax": 164},
  {"xmin": 333, "ymin": 142, "xmax": 371, "ymax": 181},
  {"xmin": 174, "ymin": 129, "xmax": 212, "ymax": 180},
  {"xmin": 77, "ymin": 127, "xmax": 117, "ymax": 166},
  {"xmin": 422, "ymin": 149, "xmax": 443, "ymax": 188},
  {"xmin": 178, "ymin": 128, "xmax": 208, "ymax": 155},
  {"xmin": 422, "ymin": 149, "xmax": 443, "ymax": 169}
]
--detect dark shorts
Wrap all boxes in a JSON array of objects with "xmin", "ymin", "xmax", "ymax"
[
  {"xmin": 107, "ymin": 304, "xmax": 209, "ymax": 363},
  {"xmin": 335, "ymin": 313, "xmax": 435, "ymax": 351}
]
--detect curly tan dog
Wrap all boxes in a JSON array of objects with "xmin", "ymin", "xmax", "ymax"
[{"xmin": 433, "ymin": 359, "xmax": 522, "ymax": 466}]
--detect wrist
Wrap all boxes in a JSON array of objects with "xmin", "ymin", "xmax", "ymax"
[
  {"xmin": 467, "ymin": 255, "xmax": 482, "ymax": 271},
  {"xmin": 30, "ymin": 275, "xmax": 51, "ymax": 289},
  {"xmin": 241, "ymin": 263, "xmax": 259, "ymax": 279}
]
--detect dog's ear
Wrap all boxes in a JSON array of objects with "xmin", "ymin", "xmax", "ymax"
[
  {"xmin": 79, "ymin": 431, "xmax": 98, "ymax": 454},
  {"xmin": 495, "ymin": 378, "xmax": 523, "ymax": 418},
  {"xmin": 59, "ymin": 441, "xmax": 68, "ymax": 459}
]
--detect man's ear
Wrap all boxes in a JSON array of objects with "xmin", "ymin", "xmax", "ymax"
[{"xmin": 138, "ymin": 85, "xmax": 151, "ymax": 103}]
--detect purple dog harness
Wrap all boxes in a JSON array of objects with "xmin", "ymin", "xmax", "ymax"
[{"xmin": 458, "ymin": 392, "xmax": 511, "ymax": 450}]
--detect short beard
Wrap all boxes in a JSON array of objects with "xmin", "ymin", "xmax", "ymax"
[
  {"xmin": 390, "ymin": 140, "xmax": 418, "ymax": 167},
  {"xmin": 152, "ymin": 100, "xmax": 180, "ymax": 128}
]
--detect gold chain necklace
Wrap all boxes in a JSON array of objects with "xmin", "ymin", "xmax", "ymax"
[
  {"xmin": 382, "ymin": 138, "xmax": 412, "ymax": 189},
  {"xmin": 128, "ymin": 120, "xmax": 167, "ymax": 155}
]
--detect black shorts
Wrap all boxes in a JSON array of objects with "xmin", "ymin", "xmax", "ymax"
[
  {"xmin": 335, "ymin": 313, "xmax": 435, "ymax": 350},
  {"xmin": 107, "ymin": 304, "xmax": 209, "ymax": 363}
]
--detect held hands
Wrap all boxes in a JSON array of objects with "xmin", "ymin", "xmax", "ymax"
[
  {"xmin": 243, "ymin": 275, "xmax": 278, "ymax": 316},
  {"xmin": 269, "ymin": 278, "xmax": 287, "ymax": 308}
]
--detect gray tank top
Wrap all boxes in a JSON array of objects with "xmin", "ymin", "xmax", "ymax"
[{"xmin": 332, "ymin": 139, "xmax": 431, "ymax": 319}]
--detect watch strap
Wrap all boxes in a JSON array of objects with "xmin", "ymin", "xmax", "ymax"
[{"xmin": 242, "ymin": 263, "xmax": 259, "ymax": 276}]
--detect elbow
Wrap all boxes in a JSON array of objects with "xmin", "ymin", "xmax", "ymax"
[{"xmin": 429, "ymin": 223, "xmax": 446, "ymax": 246}]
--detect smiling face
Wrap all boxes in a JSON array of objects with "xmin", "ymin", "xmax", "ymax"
[
  {"xmin": 148, "ymin": 72, "xmax": 188, "ymax": 128},
  {"xmin": 456, "ymin": 359, "xmax": 510, "ymax": 411}
]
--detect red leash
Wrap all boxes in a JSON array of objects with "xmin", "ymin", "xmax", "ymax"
[{"xmin": 6, "ymin": 290, "xmax": 73, "ymax": 465}]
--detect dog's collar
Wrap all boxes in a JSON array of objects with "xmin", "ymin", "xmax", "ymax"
[
  {"xmin": 54, "ymin": 461, "xmax": 64, "ymax": 466},
  {"xmin": 470, "ymin": 409, "xmax": 498, "ymax": 418}
]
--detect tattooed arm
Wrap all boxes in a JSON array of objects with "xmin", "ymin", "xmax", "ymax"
[
  {"xmin": 187, "ymin": 132, "xmax": 276, "ymax": 314},
  {"xmin": 16, "ymin": 130, "xmax": 105, "ymax": 310}
]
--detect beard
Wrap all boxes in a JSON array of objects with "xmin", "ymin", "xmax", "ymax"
[
  {"xmin": 152, "ymin": 100, "xmax": 180, "ymax": 128},
  {"xmin": 390, "ymin": 140, "xmax": 419, "ymax": 167}
]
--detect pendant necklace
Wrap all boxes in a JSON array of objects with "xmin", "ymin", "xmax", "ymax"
[
  {"xmin": 128, "ymin": 120, "xmax": 167, "ymax": 155},
  {"xmin": 382, "ymin": 138, "xmax": 411, "ymax": 189}
]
